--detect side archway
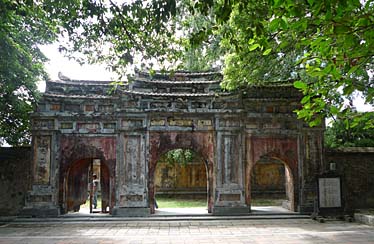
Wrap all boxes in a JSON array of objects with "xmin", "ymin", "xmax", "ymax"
[
  {"xmin": 58, "ymin": 136, "xmax": 116, "ymax": 214},
  {"xmin": 249, "ymin": 157, "xmax": 295, "ymax": 211},
  {"xmin": 246, "ymin": 136, "xmax": 299, "ymax": 211}
]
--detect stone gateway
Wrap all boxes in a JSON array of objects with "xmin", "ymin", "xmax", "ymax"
[{"xmin": 22, "ymin": 70, "xmax": 324, "ymax": 216}]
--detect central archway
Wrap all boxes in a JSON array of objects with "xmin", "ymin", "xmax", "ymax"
[
  {"xmin": 149, "ymin": 132, "xmax": 215, "ymax": 214},
  {"xmin": 154, "ymin": 148, "xmax": 208, "ymax": 214}
]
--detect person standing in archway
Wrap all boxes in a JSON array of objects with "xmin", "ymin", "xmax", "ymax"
[{"xmin": 92, "ymin": 174, "xmax": 99, "ymax": 209}]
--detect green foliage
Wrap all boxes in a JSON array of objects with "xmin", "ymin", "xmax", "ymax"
[
  {"xmin": 186, "ymin": 0, "xmax": 374, "ymax": 128},
  {"xmin": 54, "ymin": 0, "xmax": 182, "ymax": 75},
  {"xmin": 160, "ymin": 149, "xmax": 198, "ymax": 166},
  {"xmin": 177, "ymin": 3, "xmax": 224, "ymax": 71},
  {"xmin": 3, "ymin": 0, "xmax": 374, "ymax": 145},
  {"xmin": 0, "ymin": 0, "xmax": 58, "ymax": 145},
  {"xmin": 325, "ymin": 111, "xmax": 374, "ymax": 148}
]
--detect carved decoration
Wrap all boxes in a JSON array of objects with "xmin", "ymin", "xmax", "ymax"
[
  {"xmin": 34, "ymin": 136, "xmax": 51, "ymax": 184},
  {"xmin": 122, "ymin": 119, "xmax": 143, "ymax": 128},
  {"xmin": 124, "ymin": 135, "xmax": 144, "ymax": 185},
  {"xmin": 220, "ymin": 135, "xmax": 240, "ymax": 185},
  {"xmin": 33, "ymin": 119, "xmax": 54, "ymax": 130}
]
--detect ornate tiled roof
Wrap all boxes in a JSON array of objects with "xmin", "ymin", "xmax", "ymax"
[
  {"xmin": 44, "ymin": 70, "xmax": 300, "ymax": 99},
  {"xmin": 46, "ymin": 70, "xmax": 225, "ymax": 98}
]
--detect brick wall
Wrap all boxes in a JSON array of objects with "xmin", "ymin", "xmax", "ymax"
[
  {"xmin": 325, "ymin": 147, "xmax": 374, "ymax": 211},
  {"xmin": 0, "ymin": 147, "xmax": 31, "ymax": 216}
]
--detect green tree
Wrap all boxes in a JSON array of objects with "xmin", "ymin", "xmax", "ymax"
[
  {"xmin": 191, "ymin": 0, "xmax": 374, "ymax": 127},
  {"xmin": 325, "ymin": 111, "xmax": 374, "ymax": 148},
  {"xmin": 177, "ymin": 5, "xmax": 223, "ymax": 71},
  {"xmin": 0, "ymin": 1, "xmax": 57, "ymax": 145},
  {"xmin": 160, "ymin": 149, "xmax": 198, "ymax": 166},
  {"xmin": 60, "ymin": 0, "xmax": 373, "ymax": 128},
  {"xmin": 0, "ymin": 0, "xmax": 179, "ymax": 145},
  {"xmin": 3, "ymin": 0, "xmax": 374, "ymax": 146}
]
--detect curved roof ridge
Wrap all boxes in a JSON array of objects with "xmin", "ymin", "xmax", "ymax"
[
  {"xmin": 134, "ymin": 77, "xmax": 220, "ymax": 84},
  {"xmin": 136, "ymin": 69, "xmax": 222, "ymax": 76},
  {"xmin": 123, "ymin": 90, "xmax": 230, "ymax": 97},
  {"xmin": 48, "ymin": 79, "xmax": 115, "ymax": 85}
]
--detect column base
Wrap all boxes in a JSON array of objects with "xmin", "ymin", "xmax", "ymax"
[
  {"xmin": 19, "ymin": 205, "xmax": 60, "ymax": 217},
  {"xmin": 112, "ymin": 207, "xmax": 150, "ymax": 217}
]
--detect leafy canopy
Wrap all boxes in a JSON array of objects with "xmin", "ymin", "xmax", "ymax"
[
  {"xmin": 3, "ymin": 0, "xmax": 374, "ymax": 146},
  {"xmin": 58, "ymin": 0, "xmax": 373, "ymax": 128},
  {"xmin": 192, "ymin": 0, "xmax": 374, "ymax": 127},
  {"xmin": 325, "ymin": 111, "xmax": 374, "ymax": 148},
  {"xmin": 0, "ymin": 0, "xmax": 57, "ymax": 145},
  {"xmin": 0, "ymin": 0, "xmax": 176, "ymax": 145}
]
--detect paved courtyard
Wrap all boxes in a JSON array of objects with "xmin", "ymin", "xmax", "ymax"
[{"xmin": 0, "ymin": 218, "xmax": 373, "ymax": 244}]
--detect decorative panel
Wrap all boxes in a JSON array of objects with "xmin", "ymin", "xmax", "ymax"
[
  {"xmin": 120, "ymin": 194, "xmax": 143, "ymax": 204},
  {"xmin": 124, "ymin": 135, "xmax": 143, "ymax": 185},
  {"xmin": 168, "ymin": 118, "xmax": 193, "ymax": 126},
  {"xmin": 28, "ymin": 195, "xmax": 52, "ymax": 202},
  {"xmin": 221, "ymin": 135, "xmax": 240, "ymax": 185},
  {"xmin": 84, "ymin": 104, "xmax": 95, "ymax": 112},
  {"xmin": 65, "ymin": 104, "xmax": 80, "ymax": 112},
  {"xmin": 33, "ymin": 136, "xmax": 51, "ymax": 184},
  {"xmin": 77, "ymin": 123, "xmax": 100, "ymax": 132},
  {"xmin": 197, "ymin": 120, "xmax": 212, "ymax": 127},
  {"xmin": 219, "ymin": 194, "xmax": 241, "ymax": 201},
  {"xmin": 151, "ymin": 119, "xmax": 166, "ymax": 126},
  {"xmin": 33, "ymin": 119, "xmax": 54, "ymax": 130},
  {"xmin": 103, "ymin": 123, "xmax": 116, "ymax": 129},
  {"xmin": 60, "ymin": 122, "xmax": 73, "ymax": 129},
  {"xmin": 219, "ymin": 120, "xmax": 240, "ymax": 127},
  {"xmin": 50, "ymin": 104, "xmax": 61, "ymax": 111},
  {"xmin": 98, "ymin": 105, "xmax": 113, "ymax": 112},
  {"xmin": 122, "ymin": 119, "xmax": 143, "ymax": 128}
]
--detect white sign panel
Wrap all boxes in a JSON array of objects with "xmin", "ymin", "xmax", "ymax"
[{"xmin": 318, "ymin": 177, "xmax": 341, "ymax": 208}]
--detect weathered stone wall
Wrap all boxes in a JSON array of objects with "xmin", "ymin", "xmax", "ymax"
[
  {"xmin": 155, "ymin": 162, "xmax": 207, "ymax": 194},
  {"xmin": 0, "ymin": 147, "xmax": 31, "ymax": 216},
  {"xmin": 251, "ymin": 163, "xmax": 286, "ymax": 195},
  {"xmin": 325, "ymin": 148, "xmax": 374, "ymax": 211},
  {"xmin": 25, "ymin": 71, "xmax": 322, "ymax": 216}
]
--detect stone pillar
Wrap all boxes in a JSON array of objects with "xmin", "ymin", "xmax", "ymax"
[
  {"xmin": 21, "ymin": 131, "xmax": 59, "ymax": 217},
  {"xmin": 113, "ymin": 119, "xmax": 149, "ymax": 216},
  {"xmin": 298, "ymin": 128, "xmax": 325, "ymax": 213},
  {"xmin": 213, "ymin": 118, "xmax": 248, "ymax": 215}
]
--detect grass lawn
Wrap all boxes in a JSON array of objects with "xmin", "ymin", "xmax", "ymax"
[
  {"xmin": 251, "ymin": 198, "xmax": 285, "ymax": 206},
  {"xmin": 155, "ymin": 196, "xmax": 285, "ymax": 208},
  {"xmin": 156, "ymin": 196, "xmax": 207, "ymax": 208}
]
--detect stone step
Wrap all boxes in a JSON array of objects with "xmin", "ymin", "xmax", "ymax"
[{"xmin": 3, "ymin": 213, "xmax": 311, "ymax": 224}]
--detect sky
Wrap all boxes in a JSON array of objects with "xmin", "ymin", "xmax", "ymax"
[
  {"xmin": 40, "ymin": 43, "xmax": 373, "ymax": 112},
  {"xmin": 38, "ymin": 44, "xmax": 118, "ymax": 92}
]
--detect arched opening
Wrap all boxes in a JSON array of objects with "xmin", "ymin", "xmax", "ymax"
[
  {"xmin": 152, "ymin": 148, "xmax": 209, "ymax": 215},
  {"xmin": 250, "ymin": 157, "xmax": 295, "ymax": 212},
  {"xmin": 63, "ymin": 158, "xmax": 110, "ymax": 215}
]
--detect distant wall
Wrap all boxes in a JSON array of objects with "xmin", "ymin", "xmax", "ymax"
[
  {"xmin": 251, "ymin": 162, "xmax": 286, "ymax": 196},
  {"xmin": 0, "ymin": 147, "xmax": 31, "ymax": 216},
  {"xmin": 155, "ymin": 162, "xmax": 207, "ymax": 194},
  {"xmin": 326, "ymin": 147, "xmax": 374, "ymax": 211}
]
